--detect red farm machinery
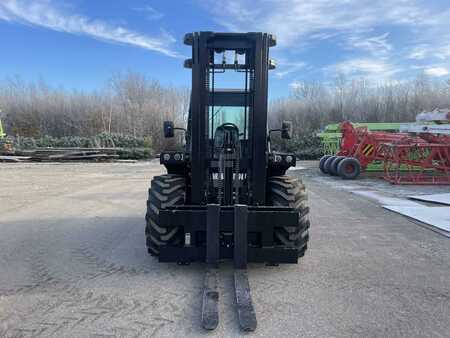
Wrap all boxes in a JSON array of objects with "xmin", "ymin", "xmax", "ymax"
[{"xmin": 319, "ymin": 119, "xmax": 450, "ymax": 185}]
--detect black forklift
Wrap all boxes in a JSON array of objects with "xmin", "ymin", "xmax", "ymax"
[{"xmin": 145, "ymin": 32, "xmax": 310, "ymax": 331}]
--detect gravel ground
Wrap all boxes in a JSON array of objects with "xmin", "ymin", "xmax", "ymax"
[{"xmin": 0, "ymin": 161, "xmax": 449, "ymax": 337}]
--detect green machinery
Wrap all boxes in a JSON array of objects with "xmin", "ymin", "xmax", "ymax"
[
  {"xmin": 317, "ymin": 122, "xmax": 402, "ymax": 171},
  {"xmin": 0, "ymin": 118, "xmax": 13, "ymax": 153},
  {"xmin": 0, "ymin": 119, "xmax": 5, "ymax": 139}
]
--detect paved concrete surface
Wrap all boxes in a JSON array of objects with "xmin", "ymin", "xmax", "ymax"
[{"xmin": 0, "ymin": 161, "xmax": 449, "ymax": 337}]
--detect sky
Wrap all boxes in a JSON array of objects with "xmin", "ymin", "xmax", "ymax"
[{"xmin": 0, "ymin": 0, "xmax": 449, "ymax": 98}]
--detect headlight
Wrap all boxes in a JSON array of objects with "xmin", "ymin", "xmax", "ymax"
[
  {"xmin": 163, "ymin": 153, "xmax": 171, "ymax": 161},
  {"xmin": 274, "ymin": 155, "xmax": 282, "ymax": 162},
  {"xmin": 174, "ymin": 153, "xmax": 181, "ymax": 161},
  {"xmin": 285, "ymin": 155, "xmax": 293, "ymax": 163}
]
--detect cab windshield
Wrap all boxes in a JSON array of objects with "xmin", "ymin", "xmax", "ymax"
[{"xmin": 209, "ymin": 106, "xmax": 248, "ymax": 139}]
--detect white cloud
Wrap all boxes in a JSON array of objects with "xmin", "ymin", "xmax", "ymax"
[
  {"xmin": 0, "ymin": 0, "xmax": 178, "ymax": 57},
  {"xmin": 434, "ymin": 44, "xmax": 450, "ymax": 60},
  {"xmin": 0, "ymin": 8, "xmax": 11, "ymax": 21},
  {"xmin": 424, "ymin": 67, "xmax": 449, "ymax": 77},
  {"xmin": 133, "ymin": 6, "xmax": 164, "ymax": 21},
  {"xmin": 407, "ymin": 46, "xmax": 428, "ymax": 60},
  {"xmin": 327, "ymin": 58, "xmax": 399, "ymax": 82},
  {"xmin": 204, "ymin": 0, "xmax": 450, "ymax": 84},
  {"xmin": 289, "ymin": 80, "xmax": 302, "ymax": 90},
  {"xmin": 206, "ymin": 0, "xmax": 429, "ymax": 48},
  {"xmin": 274, "ymin": 61, "xmax": 307, "ymax": 79},
  {"xmin": 347, "ymin": 33, "xmax": 392, "ymax": 57},
  {"xmin": 406, "ymin": 42, "xmax": 450, "ymax": 62}
]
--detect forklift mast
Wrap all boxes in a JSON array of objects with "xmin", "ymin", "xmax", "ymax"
[{"xmin": 184, "ymin": 32, "xmax": 276, "ymax": 206}]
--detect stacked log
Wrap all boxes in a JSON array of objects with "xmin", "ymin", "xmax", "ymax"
[{"xmin": 0, "ymin": 148, "xmax": 119, "ymax": 162}]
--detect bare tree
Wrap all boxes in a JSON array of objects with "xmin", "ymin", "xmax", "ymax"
[
  {"xmin": 1, "ymin": 72, "xmax": 449, "ymax": 153},
  {"xmin": 271, "ymin": 73, "xmax": 450, "ymax": 136}
]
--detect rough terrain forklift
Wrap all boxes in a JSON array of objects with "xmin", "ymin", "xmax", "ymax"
[{"xmin": 145, "ymin": 32, "xmax": 310, "ymax": 331}]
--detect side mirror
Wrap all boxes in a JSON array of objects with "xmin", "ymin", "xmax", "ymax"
[
  {"xmin": 281, "ymin": 121, "xmax": 293, "ymax": 139},
  {"xmin": 163, "ymin": 121, "xmax": 174, "ymax": 138}
]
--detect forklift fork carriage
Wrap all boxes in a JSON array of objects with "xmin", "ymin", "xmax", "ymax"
[{"xmin": 159, "ymin": 204, "xmax": 299, "ymax": 266}]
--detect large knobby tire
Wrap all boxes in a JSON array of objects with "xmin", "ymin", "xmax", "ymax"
[
  {"xmin": 319, "ymin": 155, "xmax": 332, "ymax": 174},
  {"xmin": 145, "ymin": 174, "xmax": 186, "ymax": 256},
  {"xmin": 324, "ymin": 156, "xmax": 337, "ymax": 175},
  {"xmin": 337, "ymin": 157, "xmax": 361, "ymax": 179},
  {"xmin": 329, "ymin": 156, "xmax": 346, "ymax": 176},
  {"xmin": 268, "ymin": 176, "xmax": 310, "ymax": 257}
]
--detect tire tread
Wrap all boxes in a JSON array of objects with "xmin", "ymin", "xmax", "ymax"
[
  {"xmin": 145, "ymin": 174, "xmax": 186, "ymax": 256},
  {"xmin": 268, "ymin": 175, "xmax": 310, "ymax": 257}
]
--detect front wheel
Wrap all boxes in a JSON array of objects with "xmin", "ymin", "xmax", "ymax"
[
  {"xmin": 268, "ymin": 176, "xmax": 310, "ymax": 257},
  {"xmin": 145, "ymin": 174, "xmax": 186, "ymax": 256}
]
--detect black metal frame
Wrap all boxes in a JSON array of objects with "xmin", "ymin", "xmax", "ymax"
[
  {"xmin": 159, "ymin": 204, "xmax": 299, "ymax": 264},
  {"xmin": 187, "ymin": 32, "xmax": 274, "ymax": 205}
]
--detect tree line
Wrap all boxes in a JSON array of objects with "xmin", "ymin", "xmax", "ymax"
[
  {"xmin": 1, "ymin": 71, "xmax": 449, "ymax": 153},
  {"xmin": 0, "ymin": 72, "xmax": 189, "ymax": 152},
  {"xmin": 269, "ymin": 74, "xmax": 450, "ymax": 136}
]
